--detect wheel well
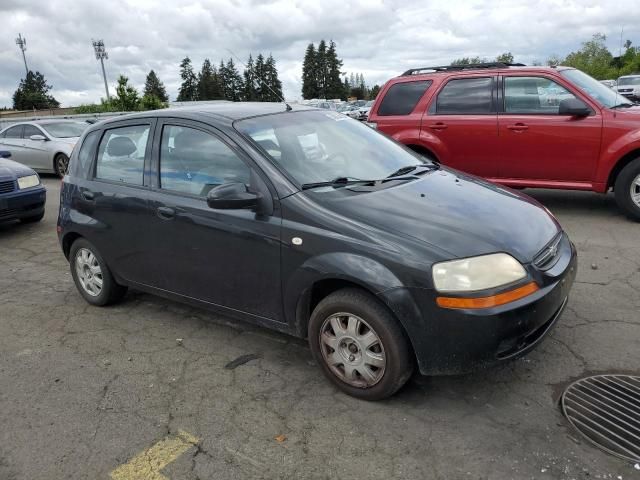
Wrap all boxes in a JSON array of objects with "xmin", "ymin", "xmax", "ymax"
[
  {"xmin": 406, "ymin": 144, "xmax": 438, "ymax": 161},
  {"xmin": 62, "ymin": 232, "xmax": 82, "ymax": 259},
  {"xmin": 608, "ymin": 149, "xmax": 640, "ymax": 190}
]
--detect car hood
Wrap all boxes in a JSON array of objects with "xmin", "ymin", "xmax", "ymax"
[
  {"xmin": 0, "ymin": 158, "xmax": 37, "ymax": 180},
  {"xmin": 315, "ymin": 168, "xmax": 560, "ymax": 263}
]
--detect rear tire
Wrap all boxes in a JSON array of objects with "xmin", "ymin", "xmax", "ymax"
[
  {"xmin": 614, "ymin": 158, "xmax": 640, "ymax": 221},
  {"xmin": 69, "ymin": 238, "xmax": 127, "ymax": 306},
  {"xmin": 20, "ymin": 211, "xmax": 44, "ymax": 223},
  {"xmin": 54, "ymin": 153, "xmax": 69, "ymax": 178},
  {"xmin": 308, "ymin": 288, "xmax": 413, "ymax": 400}
]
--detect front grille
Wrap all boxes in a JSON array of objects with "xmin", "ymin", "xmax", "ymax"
[
  {"xmin": 533, "ymin": 232, "xmax": 563, "ymax": 270},
  {"xmin": 562, "ymin": 375, "xmax": 640, "ymax": 462},
  {"xmin": 0, "ymin": 180, "xmax": 15, "ymax": 194}
]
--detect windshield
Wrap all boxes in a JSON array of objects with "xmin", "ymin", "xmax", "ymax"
[
  {"xmin": 560, "ymin": 69, "xmax": 633, "ymax": 108},
  {"xmin": 618, "ymin": 77, "xmax": 640, "ymax": 86},
  {"xmin": 236, "ymin": 110, "xmax": 429, "ymax": 188},
  {"xmin": 41, "ymin": 122, "xmax": 87, "ymax": 138}
]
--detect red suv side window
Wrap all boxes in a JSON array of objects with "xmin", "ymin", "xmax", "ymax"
[{"xmin": 378, "ymin": 80, "xmax": 432, "ymax": 116}]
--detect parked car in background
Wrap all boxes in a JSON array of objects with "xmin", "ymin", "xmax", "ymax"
[
  {"xmin": 600, "ymin": 79, "xmax": 617, "ymax": 89},
  {"xmin": 0, "ymin": 150, "xmax": 46, "ymax": 224},
  {"xmin": 368, "ymin": 63, "xmax": 640, "ymax": 220},
  {"xmin": 317, "ymin": 101, "xmax": 337, "ymax": 111},
  {"xmin": 0, "ymin": 120, "xmax": 87, "ymax": 177},
  {"xmin": 615, "ymin": 75, "xmax": 640, "ymax": 101},
  {"xmin": 344, "ymin": 105, "xmax": 362, "ymax": 119},
  {"xmin": 58, "ymin": 103, "xmax": 576, "ymax": 400},
  {"xmin": 357, "ymin": 100, "xmax": 375, "ymax": 120}
]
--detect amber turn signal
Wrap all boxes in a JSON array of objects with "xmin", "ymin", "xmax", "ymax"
[{"xmin": 436, "ymin": 281, "xmax": 539, "ymax": 309}]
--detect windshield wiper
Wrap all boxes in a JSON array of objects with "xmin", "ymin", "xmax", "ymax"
[
  {"xmin": 301, "ymin": 177, "xmax": 375, "ymax": 190},
  {"xmin": 385, "ymin": 163, "xmax": 440, "ymax": 179}
]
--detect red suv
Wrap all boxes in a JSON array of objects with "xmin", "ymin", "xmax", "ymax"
[{"xmin": 368, "ymin": 63, "xmax": 640, "ymax": 220}]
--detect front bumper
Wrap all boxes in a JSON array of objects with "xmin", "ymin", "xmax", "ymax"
[
  {"xmin": 379, "ymin": 233, "xmax": 577, "ymax": 375},
  {"xmin": 0, "ymin": 185, "xmax": 46, "ymax": 222}
]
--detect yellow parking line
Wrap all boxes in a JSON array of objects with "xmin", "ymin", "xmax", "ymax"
[{"xmin": 110, "ymin": 430, "xmax": 199, "ymax": 480}]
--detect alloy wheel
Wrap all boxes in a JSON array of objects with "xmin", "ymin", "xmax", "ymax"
[
  {"xmin": 631, "ymin": 173, "xmax": 640, "ymax": 208},
  {"xmin": 57, "ymin": 155, "xmax": 69, "ymax": 176},
  {"xmin": 319, "ymin": 312, "xmax": 386, "ymax": 388},
  {"xmin": 75, "ymin": 248, "xmax": 103, "ymax": 297}
]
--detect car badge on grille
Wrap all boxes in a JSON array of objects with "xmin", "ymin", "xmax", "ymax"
[{"xmin": 547, "ymin": 243, "xmax": 558, "ymax": 259}]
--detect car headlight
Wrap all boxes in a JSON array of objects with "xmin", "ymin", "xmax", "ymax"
[
  {"xmin": 17, "ymin": 174, "xmax": 40, "ymax": 189},
  {"xmin": 432, "ymin": 253, "xmax": 526, "ymax": 292}
]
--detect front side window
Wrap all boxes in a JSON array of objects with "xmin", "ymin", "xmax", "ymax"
[
  {"xmin": 23, "ymin": 125, "xmax": 43, "ymax": 139},
  {"xmin": 236, "ymin": 110, "xmax": 430, "ymax": 188},
  {"xmin": 378, "ymin": 80, "xmax": 432, "ymax": 116},
  {"xmin": 3, "ymin": 125, "xmax": 23, "ymax": 139},
  {"xmin": 504, "ymin": 77, "xmax": 577, "ymax": 114},
  {"xmin": 435, "ymin": 77, "xmax": 494, "ymax": 114},
  {"xmin": 95, "ymin": 125, "xmax": 149, "ymax": 185},
  {"xmin": 160, "ymin": 125, "xmax": 250, "ymax": 196}
]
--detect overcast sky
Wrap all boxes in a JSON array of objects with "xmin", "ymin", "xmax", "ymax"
[{"xmin": 1, "ymin": 0, "xmax": 639, "ymax": 108}]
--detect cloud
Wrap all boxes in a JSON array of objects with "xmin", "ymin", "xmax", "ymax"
[{"xmin": 1, "ymin": 0, "xmax": 639, "ymax": 107}]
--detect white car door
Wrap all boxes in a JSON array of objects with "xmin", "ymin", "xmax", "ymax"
[
  {"xmin": 21, "ymin": 124, "xmax": 52, "ymax": 171},
  {"xmin": 0, "ymin": 125, "xmax": 26, "ymax": 163}
]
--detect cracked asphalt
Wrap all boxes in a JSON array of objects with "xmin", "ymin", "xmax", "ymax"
[{"xmin": 1, "ymin": 177, "xmax": 639, "ymax": 480}]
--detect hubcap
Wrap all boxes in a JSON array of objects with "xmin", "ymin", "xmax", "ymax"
[
  {"xmin": 58, "ymin": 156, "xmax": 69, "ymax": 176},
  {"xmin": 631, "ymin": 174, "xmax": 640, "ymax": 208},
  {"xmin": 319, "ymin": 313, "xmax": 386, "ymax": 388},
  {"xmin": 75, "ymin": 248, "xmax": 103, "ymax": 297}
]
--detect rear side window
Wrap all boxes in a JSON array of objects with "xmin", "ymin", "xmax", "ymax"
[
  {"xmin": 95, "ymin": 125, "xmax": 150, "ymax": 185},
  {"xmin": 3, "ymin": 125, "xmax": 23, "ymax": 138},
  {"xmin": 71, "ymin": 131, "xmax": 100, "ymax": 178},
  {"xmin": 435, "ymin": 77, "xmax": 494, "ymax": 114},
  {"xmin": 378, "ymin": 81, "xmax": 432, "ymax": 116}
]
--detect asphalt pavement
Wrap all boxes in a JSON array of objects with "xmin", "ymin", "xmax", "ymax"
[{"xmin": 0, "ymin": 177, "xmax": 638, "ymax": 479}]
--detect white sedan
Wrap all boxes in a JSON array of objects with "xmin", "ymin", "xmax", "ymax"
[{"xmin": 0, "ymin": 120, "xmax": 87, "ymax": 177}]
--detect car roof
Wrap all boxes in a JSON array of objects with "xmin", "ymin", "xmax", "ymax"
[{"xmin": 392, "ymin": 65, "xmax": 573, "ymax": 82}]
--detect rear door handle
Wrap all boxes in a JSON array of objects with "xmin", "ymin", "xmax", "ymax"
[
  {"xmin": 507, "ymin": 123, "xmax": 529, "ymax": 132},
  {"xmin": 80, "ymin": 190, "xmax": 95, "ymax": 201},
  {"xmin": 156, "ymin": 206, "xmax": 175, "ymax": 220},
  {"xmin": 428, "ymin": 122, "xmax": 448, "ymax": 131}
]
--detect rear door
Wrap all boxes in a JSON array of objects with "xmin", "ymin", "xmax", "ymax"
[
  {"xmin": 497, "ymin": 75, "xmax": 602, "ymax": 183},
  {"xmin": 22, "ymin": 124, "xmax": 51, "ymax": 171},
  {"xmin": 0, "ymin": 125, "xmax": 25, "ymax": 163},
  {"xmin": 422, "ymin": 76, "xmax": 498, "ymax": 177}
]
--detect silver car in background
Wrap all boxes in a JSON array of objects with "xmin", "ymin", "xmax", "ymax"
[{"xmin": 0, "ymin": 120, "xmax": 87, "ymax": 177}]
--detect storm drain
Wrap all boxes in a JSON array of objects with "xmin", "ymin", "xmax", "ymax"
[{"xmin": 561, "ymin": 374, "xmax": 640, "ymax": 462}]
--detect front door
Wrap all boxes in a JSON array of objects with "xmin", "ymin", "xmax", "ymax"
[
  {"xmin": 146, "ymin": 120, "xmax": 283, "ymax": 321},
  {"xmin": 498, "ymin": 75, "xmax": 602, "ymax": 184},
  {"xmin": 22, "ymin": 124, "xmax": 51, "ymax": 171},
  {"xmin": 422, "ymin": 76, "xmax": 498, "ymax": 177}
]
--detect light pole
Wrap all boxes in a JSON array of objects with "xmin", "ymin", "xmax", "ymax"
[
  {"xmin": 15, "ymin": 33, "xmax": 29, "ymax": 76},
  {"xmin": 92, "ymin": 40, "xmax": 110, "ymax": 101}
]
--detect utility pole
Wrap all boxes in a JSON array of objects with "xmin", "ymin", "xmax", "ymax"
[
  {"xmin": 15, "ymin": 33, "xmax": 29, "ymax": 76},
  {"xmin": 92, "ymin": 40, "xmax": 110, "ymax": 101}
]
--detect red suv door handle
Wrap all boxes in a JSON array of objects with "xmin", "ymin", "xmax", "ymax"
[
  {"xmin": 507, "ymin": 123, "xmax": 529, "ymax": 132},
  {"xmin": 428, "ymin": 122, "xmax": 448, "ymax": 131}
]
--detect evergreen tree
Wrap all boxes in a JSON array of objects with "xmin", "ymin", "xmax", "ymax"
[
  {"xmin": 301, "ymin": 43, "xmax": 319, "ymax": 99},
  {"xmin": 13, "ymin": 71, "xmax": 60, "ymax": 110},
  {"xmin": 316, "ymin": 40, "xmax": 328, "ymax": 98},
  {"xmin": 177, "ymin": 57, "xmax": 198, "ymax": 101},
  {"xmin": 263, "ymin": 54, "xmax": 283, "ymax": 101},
  {"xmin": 343, "ymin": 76, "xmax": 350, "ymax": 98},
  {"xmin": 225, "ymin": 59, "xmax": 244, "ymax": 101},
  {"xmin": 243, "ymin": 54, "xmax": 258, "ymax": 101},
  {"xmin": 325, "ymin": 41, "xmax": 345, "ymax": 99},
  {"xmin": 197, "ymin": 59, "xmax": 223, "ymax": 100},
  {"xmin": 111, "ymin": 75, "xmax": 140, "ymax": 111},
  {"xmin": 218, "ymin": 60, "xmax": 230, "ymax": 100},
  {"xmin": 254, "ymin": 54, "xmax": 266, "ymax": 100},
  {"xmin": 369, "ymin": 84, "xmax": 381, "ymax": 99},
  {"xmin": 143, "ymin": 70, "xmax": 169, "ymax": 103}
]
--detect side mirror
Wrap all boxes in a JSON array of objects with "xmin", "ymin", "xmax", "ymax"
[
  {"xmin": 30, "ymin": 134, "xmax": 47, "ymax": 141},
  {"xmin": 0, "ymin": 151, "xmax": 11, "ymax": 159},
  {"xmin": 206, "ymin": 182, "xmax": 260, "ymax": 210},
  {"xmin": 558, "ymin": 98, "xmax": 591, "ymax": 117}
]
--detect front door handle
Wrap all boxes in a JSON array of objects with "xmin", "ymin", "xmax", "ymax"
[
  {"xmin": 80, "ymin": 190, "xmax": 95, "ymax": 201},
  {"xmin": 507, "ymin": 123, "xmax": 529, "ymax": 132},
  {"xmin": 156, "ymin": 206, "xmax": 175, "ymax": 220},
  {"xmin": 428, "ymin": 122, "xmax": 448, "ymax": 131}
]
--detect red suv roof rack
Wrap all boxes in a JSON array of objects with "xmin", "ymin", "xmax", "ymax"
[{"xmin": 401, "ymin": 62, "xmax": 527, "ymax": 76}]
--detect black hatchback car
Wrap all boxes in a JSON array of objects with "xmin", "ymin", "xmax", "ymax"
[{"xmin": 57, "ymin": 103, "xmax": 577, "ymax": 400}]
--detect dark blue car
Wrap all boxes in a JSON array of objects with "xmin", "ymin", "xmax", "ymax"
[{"xmin": 0, "ymin": 151, "xmax": 46, "ymax": 223}]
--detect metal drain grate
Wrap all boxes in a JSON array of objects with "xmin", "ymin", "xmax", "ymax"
[{"xmin": 561, "ymin": 374, "xmax": 640, "ymax": 462}]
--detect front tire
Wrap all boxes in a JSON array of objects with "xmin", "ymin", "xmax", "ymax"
[
  {"xmin": 54, "ymin": 153, "xmax": 69, "ymax": 178},
  {"xmin": 308, "ymin": 288, "xmax": 413, "ymax": 400},
  {"xmin": 614, "ymin": 158, "xmax": 640, "ymax": 221},
  {"xmin": 69, "ymin": 238, "xmax": 127, "ymax": 306}
]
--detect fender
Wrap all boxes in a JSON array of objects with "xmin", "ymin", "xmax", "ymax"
[
  {"xmin": 595, "ymin": 128, "xmax": 640, "ymax": 191},
  {"xmin": 284, "ymin": 252, "xmax": 405, "ymax": 336}
]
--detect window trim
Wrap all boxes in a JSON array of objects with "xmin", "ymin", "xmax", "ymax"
[
  {"xmin": 499, "ymin": 74, "xmax": 595, "ymax": 116},
  {"xmin": 376, "ymin": 79, "xmax": 433, "ymax": 117},
  {"xmin": 429, "ymin": 75, "xmax": 497, "ymax": 116},
  {"xmin": 90, "ymin": 119, "xmax": 156, "ymax": 189}
]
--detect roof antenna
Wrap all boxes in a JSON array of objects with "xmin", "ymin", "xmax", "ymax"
[{"xmin": 226, "ymin": 48, "xmax": 292, "ymax": 111}]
